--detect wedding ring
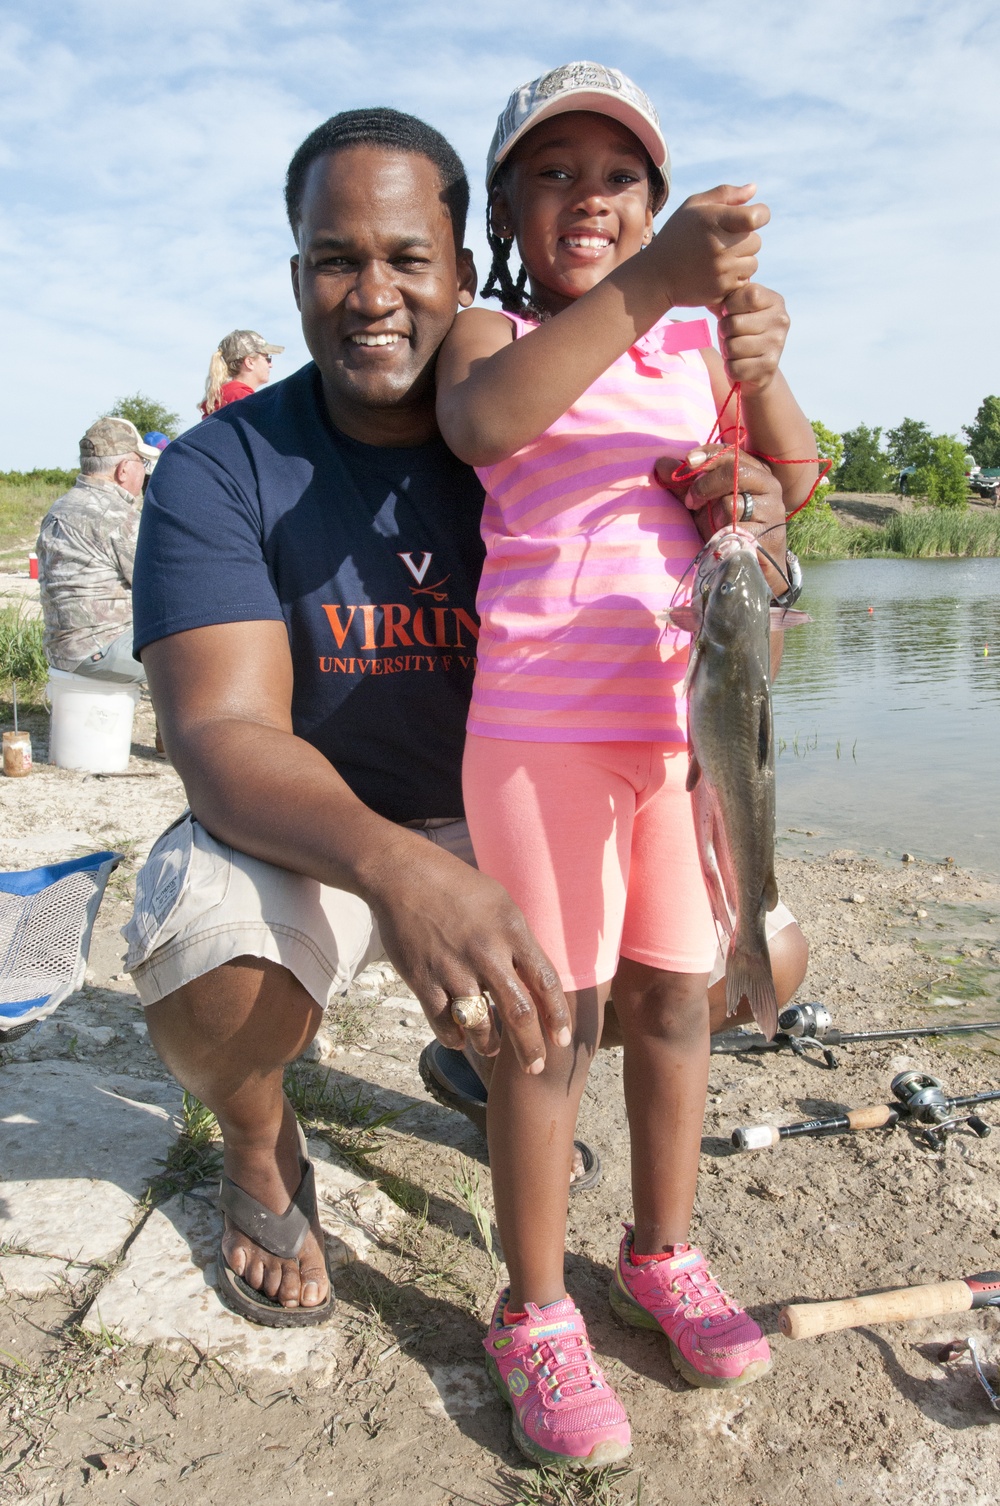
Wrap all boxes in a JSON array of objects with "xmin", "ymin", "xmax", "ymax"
[
  {"xmin": 738, "ymin": 492, "xmax": 755, "ymax": 521},
  {"xmin": 450, "ymin": 994, "xmax": 492, "ymax": 1031}
]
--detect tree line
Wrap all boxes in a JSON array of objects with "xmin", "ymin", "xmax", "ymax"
[{"xmin": 811, "ymin": 396, "xmax": 1000, "ymax": 507}]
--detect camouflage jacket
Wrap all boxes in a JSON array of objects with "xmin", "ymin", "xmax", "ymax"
[{"xmin": 36, "ymin": 475, "xmax": 140, "ymax": 671}]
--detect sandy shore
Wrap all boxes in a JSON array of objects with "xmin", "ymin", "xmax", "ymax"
[{"xmin": 2, "ymin": 702, "xmax": 999, "ymax": 1504}]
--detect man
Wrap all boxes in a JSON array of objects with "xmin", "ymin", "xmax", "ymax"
[
  {"xmin": 125, "ymin": 108, "xmax": 804, "ymax": 1326},
  {"xmin": 37, "ymin": 417, "xmax": 159, "ymax": 684}
]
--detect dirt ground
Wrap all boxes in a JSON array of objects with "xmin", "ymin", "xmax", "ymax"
[{"xmin": 2, "ymin": 699, "xmax": 1000, "ymax": 1505}]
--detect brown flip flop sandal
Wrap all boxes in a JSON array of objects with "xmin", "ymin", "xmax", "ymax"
[{"xmin": 216, "ymin": 1125, "xmax": 334, "ymax": 1328}]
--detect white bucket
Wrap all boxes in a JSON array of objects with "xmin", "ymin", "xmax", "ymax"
[{"xmin": 46, "ymin": 669, "xmax": 140, "ymax": 773}]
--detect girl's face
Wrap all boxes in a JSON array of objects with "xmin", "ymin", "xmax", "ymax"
[{"xmin": 494, "ymin": 111, "xmax": 655, "ymax": 315}]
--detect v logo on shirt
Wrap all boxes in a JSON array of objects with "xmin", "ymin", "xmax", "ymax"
[{"xmin": 397, "ymin": 551, "xmax": 433, "ymax": 585}]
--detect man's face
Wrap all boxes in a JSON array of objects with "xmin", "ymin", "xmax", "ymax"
[{"xmin": 291, "ymin": 146, "xmax": 475, "ymax": 442}]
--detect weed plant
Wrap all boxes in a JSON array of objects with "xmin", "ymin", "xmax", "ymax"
[{"xmin": 0, "ymin": 604, "xmax": 47, "ymax": 701}]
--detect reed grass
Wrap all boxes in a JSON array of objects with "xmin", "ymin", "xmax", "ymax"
[{"xmin": 789, "ymin": 502, "xmax": 1000, "ymax": 560}]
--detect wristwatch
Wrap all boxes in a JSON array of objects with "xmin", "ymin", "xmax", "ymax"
[{"xmin": 771, "ymin": 548, "xmax": 803, "ymax": 608}]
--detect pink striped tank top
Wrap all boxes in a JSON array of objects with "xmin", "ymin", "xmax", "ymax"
[{"xmin": 468, "ymin": 312, "xmax": 718, "ymax": 743}]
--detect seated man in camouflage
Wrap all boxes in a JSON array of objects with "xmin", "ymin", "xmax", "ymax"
[{"xmin": 36, "ymin": 417, "xmax": 160, "ymax": 685}]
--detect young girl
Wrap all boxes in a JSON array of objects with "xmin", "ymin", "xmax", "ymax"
[{"xmin": 436, "ymin": 62, "xmax": 817, "ymax": 1471}]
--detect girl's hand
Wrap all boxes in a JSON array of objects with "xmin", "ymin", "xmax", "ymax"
[
  {"xmin": 657, "ymin": 446, "xmax": 789, "ymax": 597},
  {"xmin": 709, "ymin": 284, "xmax": 790, "ymax": 396},
  {"xmin": 653, "ymin": 185, "xmax": 769, "ymax": 309}
]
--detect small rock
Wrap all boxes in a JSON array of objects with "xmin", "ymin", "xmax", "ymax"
[
  {"xmin": 380, "ymin": 995, "xmax": 423, "ymax": 1015},
  {"xmin": 901, "ymin": 852, "xmax": 915, "ymax": 863},
  {"xmin": 748, "ymin": 1182, "xmax": 785, "ymax": 1203},
  {"xmin": 301, "ymin": 1028, "xmax": 339, "ymax": 1064},
  {"xmin": 849, "ymin": 893, "xmax": 866, "ymax": 904},
  {"xmin": 931, "ymin": 875, "xmax": 944, "ymax": 885},
  {"xmin": 916, "ymin": 908, "xmax": 928, "ymax": 919},
  {"xmin": 131, "ymin": 1021, "xmax": 148, "ymax": 1038}
]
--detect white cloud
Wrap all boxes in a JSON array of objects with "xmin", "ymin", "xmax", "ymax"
[{"xmin": 1, "ymin": 0, "xmax": 997, "ymax": 466}]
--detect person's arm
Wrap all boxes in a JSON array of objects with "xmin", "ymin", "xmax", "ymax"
[
  {"xmin": 112, "ymin": 509, "xmax": 139, "ymax": 588},
  {"xmin": 702, "ymin": 283, "xmax": 818, "ymax": 513},
  {"xmin": 144, "ymin": 620, "xmax": 571, "ymax": 1072},
  {"xmin": 436, "ymin": 185, "xmax": 769, "ymax": 467}
]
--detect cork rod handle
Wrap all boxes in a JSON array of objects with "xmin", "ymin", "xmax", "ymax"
[{"xmin": 779, "ymin": 1280, "xmax": 973, "ymax": 1339}]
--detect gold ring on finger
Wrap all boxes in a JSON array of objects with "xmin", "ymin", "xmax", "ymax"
[{"xmin": 450, "ymin": 994, "xmax": 492, "ymax": 1031}]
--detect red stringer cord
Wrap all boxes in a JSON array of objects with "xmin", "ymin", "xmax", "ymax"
[{"xmin": 670, "ymin": 381, "xmax": 832, "ymax": 527}]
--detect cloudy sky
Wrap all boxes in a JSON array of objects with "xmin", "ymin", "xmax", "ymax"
[{"xmin": 2, "ymin": 0, "xmax": 997, "ymax": 468}]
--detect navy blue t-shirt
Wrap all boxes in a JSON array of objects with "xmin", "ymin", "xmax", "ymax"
[{"xmin": 133, "ymin": 363, "xmax": 486, "ymax": 822}]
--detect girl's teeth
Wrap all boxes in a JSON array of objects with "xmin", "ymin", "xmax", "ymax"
[
  {"xmin": 564, "ymin": 237, "xmax": 610, "ymax": 248},
  {"xmin": 352, "ymin": 334, "xmax": 401, "ymax": 345}
]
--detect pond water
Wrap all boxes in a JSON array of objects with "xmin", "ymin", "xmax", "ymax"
[{"xmin": 773, "ymin": 557, "xmax": 1000, "ymax": 876}]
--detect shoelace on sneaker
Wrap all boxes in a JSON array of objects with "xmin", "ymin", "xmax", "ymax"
[
  {"xmin": 626, "ymin": 1238, "xmax": 739, "ymax": 1328},
  {"xmin": 520, "ymin": 1328, "xmax": 606, "ymax": 1405}
]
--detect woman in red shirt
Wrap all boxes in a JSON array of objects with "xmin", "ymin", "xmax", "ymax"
[{"xmin": 199, "ymin": 329, "xmax": 284, "ymax": 417}]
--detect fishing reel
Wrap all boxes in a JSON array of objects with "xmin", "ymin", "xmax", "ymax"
[
  {"xmin": 775, "ymin": 1002, "xmax": 838, "ymax": 1068},
  {"xmin": 891, "ymin": 1071, "xmax": 993, "ymax": 1151}
]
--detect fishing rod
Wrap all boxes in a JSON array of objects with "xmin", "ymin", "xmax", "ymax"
[
  {"xmin": 711, "ymin": 1000, "xmax": 1000, "ymax": 1069},
  {"xmin": 731, "ymin": 1069, "xmax": 1000, "ymax": 1152}
]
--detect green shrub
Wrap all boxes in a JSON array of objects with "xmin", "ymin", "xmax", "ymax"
[
  {"xmin": 835, "ymin": 424, "xmax": 893, "ymax": 493},
  {"xmin": 106, "ymin": 393, "xmax": 180, "ymax": 440},
  {"xmin": 0, "ymin": 606, "xmax": 47, "ymax": 700},
  {"xmin": 964, "ymin": 396, "xmax": 1000, "ymax": 469},
  {"xmin": 909, "ymin": 434, "xmax": 968, "ymax": 509}
]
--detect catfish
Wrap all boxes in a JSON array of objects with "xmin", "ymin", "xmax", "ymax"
[{"xmin": 668, "ymin": 528, "xmax": 809, "ymax": 1039}]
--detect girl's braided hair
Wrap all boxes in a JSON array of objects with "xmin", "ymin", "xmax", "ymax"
[{"xmin": 481, "ymin": 166, "xmax": 547, "ymax": 320}]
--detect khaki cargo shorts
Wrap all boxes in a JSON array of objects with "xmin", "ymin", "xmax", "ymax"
[
  {"xmin": 122, "ymin": 811, "xmax": 796, "ymax": 1009},
  {"xmin": 123, "ymin": 812, "xmax": 475, "ymax": 1009}
]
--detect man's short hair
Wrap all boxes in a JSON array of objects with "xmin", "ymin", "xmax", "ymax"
[
  {"xmin": 80, "ymin": 453, "xmax": 133, "ymax": 475},
  {"xmin": 285, "ymin": 108, "xmax": 470, "ymax": 249}
]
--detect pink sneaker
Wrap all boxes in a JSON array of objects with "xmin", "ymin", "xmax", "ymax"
[
  {"xmin": 483, "ymin": 1290, "xmax": 631, "ymax": 1471},
  {"xmin": 609, "ymin": 1227, "xmax": 772, "ymax": 1389}
]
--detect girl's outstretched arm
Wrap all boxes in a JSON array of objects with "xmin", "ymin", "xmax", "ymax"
[
  {"xmin": 436, "ymin": 186, "xmax": 769, "ymax": 468},
  {"xmin": 703, "ymin": 283, "xmax": 818, "ymax": 513}
]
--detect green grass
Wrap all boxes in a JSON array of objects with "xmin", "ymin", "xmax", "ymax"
[
  {"xmin": 0, "ymin": 477, "xmax": 66, "ymax": 559},
  {"xmin": 0, "ymin": 604, "xmax": 48, "ymax": 701},
  {"xmin": 789, "ymin": 501, "xmax": 1000, "ymax": 560}
]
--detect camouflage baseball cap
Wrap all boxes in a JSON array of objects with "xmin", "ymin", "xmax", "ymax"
[
  {"xmin": 218, "ymin": 329, "xmax": 285, "ymax": 364},
  {"xmin": 79, "ymin": 417, "xmax": 161, "ymax": 463},
  {"xmin": 487, "ymin": 61, "xmax": 670, "ymax": 211}
]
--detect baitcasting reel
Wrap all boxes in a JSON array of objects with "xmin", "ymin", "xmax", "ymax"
[{"xmin": 891, "ymin": 1071, "xmax": 993, "ymax": 1151}]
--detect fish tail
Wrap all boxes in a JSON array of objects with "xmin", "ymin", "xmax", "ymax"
[{"xmin": 725, "ymin": 938, "xmax": 779, "ymax": 1040}]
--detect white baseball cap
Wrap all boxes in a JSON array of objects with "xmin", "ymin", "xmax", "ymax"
[{"xmin": 486, "ymin": 61, "xmax": 670, "ymax": 210}]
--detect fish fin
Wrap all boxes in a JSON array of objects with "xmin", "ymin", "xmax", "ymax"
[
  {"xmin": 667, "ymin": 605, "xmax": 702, "ymax": 635},
  {"xmin": 682, "ymin": 641, "xmax": 703, "ymax": 696},
  {"xmin": 693, "ymin": 781, "xmax": 737, "ymax": 939},
  {"xmin": 764, "ymin": 872, "xmax": 779, "ymax": 911},
  {"xmin": 757, "ymin": 695, "xmax": 771, "ymax": 772},
  {"xmin": 726, "ymin": 935, "xmax": 779, "ymax": 1039},
  {"xmin": 769, "ymin": 607, "xmax": 811, "ymax": 629},
  {"xmin": 685, "ymin": 754, "xmax": 702, "ymax": 793}
]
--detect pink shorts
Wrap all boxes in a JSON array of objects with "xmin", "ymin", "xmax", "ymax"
[{"xmin": 462, "ymin": 735, "xmax": 718, "ymax": 992}]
